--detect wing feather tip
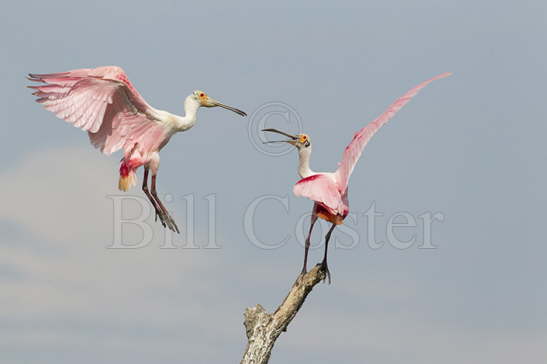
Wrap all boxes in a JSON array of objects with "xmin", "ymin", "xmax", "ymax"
[{"xmin": 435, "ymin": 72, "xmax": 453, "ymax": 80}]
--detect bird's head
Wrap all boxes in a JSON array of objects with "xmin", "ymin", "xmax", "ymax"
[
  {"xmin": 262, "ymin": 128, "xmax": 311, "ymax": 150},
  {"xmin": 192, "ymin": 90, "xmax": 247, "ymax": 117}
]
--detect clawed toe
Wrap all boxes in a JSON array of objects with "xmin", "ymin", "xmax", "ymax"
[
  {"xmin": 152, "ymin": 206, "xmax": 180, "ymax": 233},
  {"xmin": 153, "ymin": 208, "xmax": 167, "ymax": 228},
  {"xmin": 319, "ymin": 261, "xmax": 332, "ymax": 284},
  {"xmin": 164, "ymin": 212, "xmax": 180, "ymax": 233}
]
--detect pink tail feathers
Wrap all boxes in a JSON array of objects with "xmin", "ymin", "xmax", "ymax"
[{"xmin": 118, "ymin": 159, "xmax": 141, "ymax": 191}]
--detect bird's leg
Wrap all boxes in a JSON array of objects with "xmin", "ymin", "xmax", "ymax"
[
  {"xmin": 319, "ymin": 223, "xmax": 337, "ymax": 284},
  {"xmin": 141, "ymin": 166, "xmax": 166, "ymax": 228},
  {"xmin": 151, "ymin": 174, "xmax": 180, "ymax": 234},
  {"xmin": 301, "ymin": 214, "xmax": 318, "ymax": 275}
]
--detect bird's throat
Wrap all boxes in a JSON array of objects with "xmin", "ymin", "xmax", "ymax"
[
  {"xmin": 298, "ymin": 148, "xmax": 314, "ymax": 179},
  {"xmin": 176, "ymin": 96, "xmax": 200, "ymax": 131}
]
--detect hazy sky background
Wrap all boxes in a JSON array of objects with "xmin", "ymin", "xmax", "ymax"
[{"xmin": 1, "ymin": 1, "xmax": 546, "ymax": 363}]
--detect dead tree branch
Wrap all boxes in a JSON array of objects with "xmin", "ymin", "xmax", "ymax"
[{"xmin": 240, "ymin": 264, "xmax": 327, "ymax": 364}]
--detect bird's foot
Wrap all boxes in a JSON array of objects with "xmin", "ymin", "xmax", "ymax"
[
  {"xmin": 152, "ymin": 208, "xmax": 167, "ymax": 228},
  {"xmin": 163, "ymin": 209, "xmax": 180, "ymax": 234},
  {"xmin": 318, "ymin": 260, "xmax": 332, "ymax": 284},
  {"xmin": 153, "ymin": 206, "xmax": 180, "ymax": 234}
]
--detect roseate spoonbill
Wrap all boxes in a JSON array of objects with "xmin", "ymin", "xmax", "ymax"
[
  {"xmin": 28, "ymin": 66, "xmax": 246, "ymax": 233},
  {"xmin": 263, "ymin": 72, "xmax": 451, "ymax": 282}
]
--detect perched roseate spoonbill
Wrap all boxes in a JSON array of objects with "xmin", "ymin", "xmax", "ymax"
[
  {"xmin": 263, "ymin": 72, "xmax": 451, "ymax": 282},
  {"xmin": 28, "ymin": 66, "xmax": 246, "ymax": 233}
]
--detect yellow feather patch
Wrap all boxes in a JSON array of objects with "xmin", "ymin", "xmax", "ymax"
[{"xmin": 118, "ymin": 174, "xmax": 136, "ymax": 192}]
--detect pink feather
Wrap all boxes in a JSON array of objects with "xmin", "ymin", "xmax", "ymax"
[
  {"xmin": 293, "ymin": 174, "xmax": 348, "ymax": 217},
  {"xmin": 335, "ymin": 72, "xmax": 452, "ymax": 192},
  {"xmin": 28, "ymin": 66, "xmax": 167, "ymax": 159}
]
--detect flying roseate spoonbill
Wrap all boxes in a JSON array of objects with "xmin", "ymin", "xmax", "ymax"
[
  {"xmin": 28, "ymin": 66, "xmax": 246, "ymax": 233},
  {"xmin": 263, "ymin": 72, "xmax": 451, "ymax": 282}
]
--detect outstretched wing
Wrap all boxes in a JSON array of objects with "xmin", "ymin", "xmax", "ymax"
[
  {"xmin": 28, "ymin": 66, "xmax": 165, "ymax": 155},
  {"xmin": 335, "ymin": 72, "xmax": 451, "ymax": 191}
]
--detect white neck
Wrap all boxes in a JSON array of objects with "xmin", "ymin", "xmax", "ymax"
[
  {"xmin": 297, "ymin": 146, "xmax": 314, "ymax": 178},
  {"xmin": 175, "ymin": 96, "xmax": 200, "ymax": 131}
]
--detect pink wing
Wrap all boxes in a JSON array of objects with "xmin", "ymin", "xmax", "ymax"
[
  {"xmin": 293, "ymin": 174, "xmax": 347, "ymax": 216},
  {"xmin": 28, "ymin": 66, "xmax": 166, "ymax": 156},
  {"xmin": 335, "ymin": 72, "xmax": 452, "ymax": 191}
]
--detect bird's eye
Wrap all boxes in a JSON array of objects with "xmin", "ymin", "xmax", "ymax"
[{"xmin": 200, "ymin": 93, "xmax": 205, "ymax": 97}]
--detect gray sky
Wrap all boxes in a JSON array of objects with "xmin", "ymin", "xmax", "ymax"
[{"xmin": 1, "ymin": 1, "xmax": 546, "ymax": 363}]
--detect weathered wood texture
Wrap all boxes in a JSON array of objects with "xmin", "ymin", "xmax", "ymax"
[{"xmin": 240, "ymin": 264, "xmax": 326, "ymax": 364}]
